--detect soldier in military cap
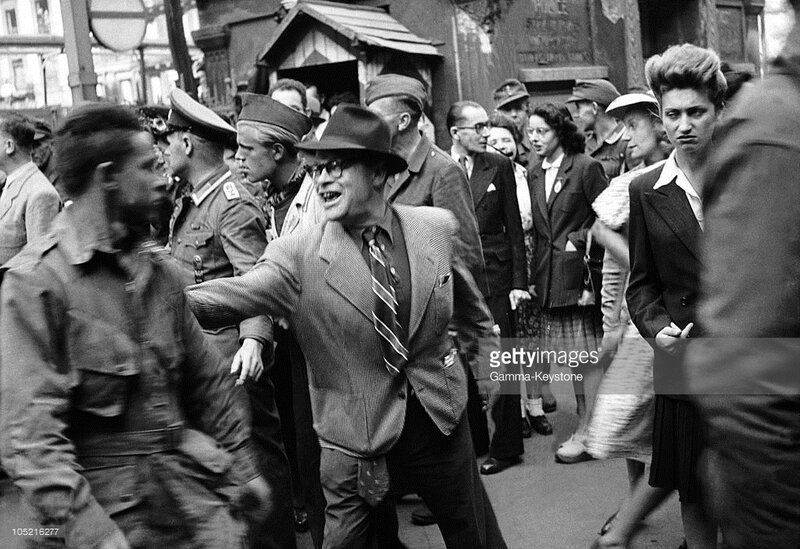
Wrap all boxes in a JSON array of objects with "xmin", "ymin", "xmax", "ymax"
[
  {"xmin": 365, "ymin": 73, "xmax": 486, "ymax": 295},
  {"xmin": 493, "ymin": 78, "xmax": 533, "ymax": 167},
  {"xmin": 566, "ymin": 79, "xmax": 628, "ymax": 178},
  {"xmin": 236, "ymin": 92, "xmax": 315, "ymax": 239},
  {"xmin": 163, "ymin": 88, "xmax": 295, "ymax": 549},
  {"xmin": 235, "ymin": 91, "xmax": 327, "ymax": 544}
]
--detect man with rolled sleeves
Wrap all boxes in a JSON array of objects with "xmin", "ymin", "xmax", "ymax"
[
  {"xmin": 236, "ymin": 92, "xmax": 327, "ymax": 545},
  {"xmin": 566, "ymin": 79, "xmax": 627, "ymax": 178},
  {"xmin": 493, "ymin": 78, "xmax": 533, "ymax": 167},
  {"xmin": 163, "ymin": 89, "xmax": 294, "ymax": 549}
]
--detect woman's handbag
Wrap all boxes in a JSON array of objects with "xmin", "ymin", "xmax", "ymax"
[{"xmin": 577, "ymin": 229, "xmax": 603, "ymax": 306}]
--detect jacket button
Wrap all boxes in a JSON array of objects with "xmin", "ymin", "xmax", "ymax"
[
  {"xmin": 398, "ymin": 391, "xmax": 406, "ymax": 400},
  {"xmin": 177, "ymin": 238, "xmax": 182, "ymax": 244},
  {"xmin": 680, "ymin": 297, "xmax": 688, "ymax": 307}
]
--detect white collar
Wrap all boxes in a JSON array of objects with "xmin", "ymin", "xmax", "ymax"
[
  {"xmin": 541, "ymin": 152, "xmax": 565, "ymax": 171},
  {"xmin": 653, "ymin": 151, "xmax": 700, "ymax": 200},
  {"xmin": 4, "ymin": 161, "xmax": 38, "ymax": 189}
]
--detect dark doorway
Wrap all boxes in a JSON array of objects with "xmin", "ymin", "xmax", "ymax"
[
  {"xmin": 278, "ymin": 60, "xmax": 359, "ymax": 112},
  {"xmin": 639, "ymin": 0, "xmax": 701, "ymax": 59}
]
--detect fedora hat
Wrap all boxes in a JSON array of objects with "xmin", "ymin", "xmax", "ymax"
[{"xmin": 297, "ymin": 103, "xmax": 407, "ymax": 174}]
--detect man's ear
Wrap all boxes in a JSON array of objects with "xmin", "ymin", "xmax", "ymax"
[
  {"xmin": 397, "ymin": 113, "xmax": 412, "ymax": 133},
  {"xmin": 3, "ymin": 139, "xmax": 15, "ymax": 156},
  {"xmin": 95, "ymin": 161, "xmax": 117, "ymax": 191},
  {"xmin": 272, "ymin": 142, "xmax": 286, "ymax": 162},
  {"xmin": 182, "ymin": 134, "xmax": 193, "ymax": 157},
  {"xmin": 449, "ymin": 127, "xmax": 459, "ymax": 142}
]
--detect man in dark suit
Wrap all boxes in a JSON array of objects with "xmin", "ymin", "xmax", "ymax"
[
  {"xmin": 186, "ymin": 105, "xmax": 506, "ymax": 549},
  {"xmin": 448, "ymin": 100, "xmax": 530, "ymax": 475}
]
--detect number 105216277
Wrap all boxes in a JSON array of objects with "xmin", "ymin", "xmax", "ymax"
[{"xmin": 12, "ymin": 527, "xmax": 62, "ymax": 537}]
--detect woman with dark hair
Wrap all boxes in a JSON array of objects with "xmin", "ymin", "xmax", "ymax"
[
  {"xmin": 527, "ymin": 102, "xmax": 608, "ymax": 462},
  {"xmin": 488, "ymin": 111, "xmax": 553, "ymax": 437},
  {"xmin": 595, "ymin": 43, "xmax": 726, "ymax": 549}
]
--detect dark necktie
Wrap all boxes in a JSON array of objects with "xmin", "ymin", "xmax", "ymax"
[
  {"xmin": 363, "ymin": 226, "xmax": 408, "ymax": 376},
  {"xmin": 458, "ymin": 156, "xmax": 469, "ymax": 178}
]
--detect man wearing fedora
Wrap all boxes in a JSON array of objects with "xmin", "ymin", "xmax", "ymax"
[
  {"xmin": 186, "ymin": 104, "xmax": 507, "ymax": 549},
  {"xmin": 493, "ymin": 78, "xmax": 533, "ymax": 167},
  {"xmin": 567, "ymin": 79, "xmax": 628, "ymax": 179},
  {"xmin": 163, "ymin": 89, "xmax": 295, "ymax": 549}
]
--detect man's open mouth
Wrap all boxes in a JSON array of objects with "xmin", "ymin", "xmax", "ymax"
[{"xmin": 320, "ymin": 191, "xmax": 341, "ymax": 203}]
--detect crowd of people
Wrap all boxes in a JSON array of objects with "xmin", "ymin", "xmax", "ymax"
[{"xmin": 0, "ymin": 5, "xmax": 799, "ymax": 548}]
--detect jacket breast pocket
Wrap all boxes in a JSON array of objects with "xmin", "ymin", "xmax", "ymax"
[
  {"xmin": 184, "ymin": 230, "xmax": 214, "ymax": 250},
  {"xmin": 68, "ymin": 309, "xmax": 139, "ymax": 418},
  {"xmin": 433, "ymin": 273, "xmax": 453, "ymax": 335}
]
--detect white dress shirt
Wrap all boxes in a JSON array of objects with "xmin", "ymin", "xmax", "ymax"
[
  {"xmin": 541, "ymin": 152, "xmax": 565, "ymax": 203},
  {"xmin": 653, "ymin": 151, "xmax": 704, "ymax": 230},
  {"xmin": 450, "ymin": 147, "xmax": 473, "ymax": 179}
]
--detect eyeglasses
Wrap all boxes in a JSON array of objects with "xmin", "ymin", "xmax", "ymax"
[
  {"xmin": 454, "ymin": 122, "xmax": 492, "ymax": 134},
  {"xmin": 305, "ymin": 159, "xmax": 351, "ymax": 180},
  {"xmin": 527, "ymin": 126, "xmax": 553, "ymax": 137}
]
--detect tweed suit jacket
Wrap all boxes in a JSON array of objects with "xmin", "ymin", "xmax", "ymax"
[
  {"xmin": 469, "ymin": 151, "xmax": 527, "ymax": 297},
  {"xmin": 186, "ymin": 204, "xmax": 499, "ymax": 458},
  {"xmin": 0, "ymin": 162, "xmax": 60, "ymax": 265},
  {"xmin": 528, "ymin": 153, "xmax": 607, "ymax": 308}
]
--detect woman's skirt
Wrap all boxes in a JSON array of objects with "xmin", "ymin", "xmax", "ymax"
[
  {"xmin": 586, "ymin": 322, "xmax": 655, "ymax": 462},
  {"xmin": 649, "ymin": 395, "xmax": 705, "ymax": 503},
  {"xmin": 540, "ymin": 304, "xmax": 603, "ymax": 360}
]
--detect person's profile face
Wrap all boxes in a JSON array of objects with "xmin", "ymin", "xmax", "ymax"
[
  {"xmin": 112, "ymin": 132, "xmax": 167, "ymax": 230},
  {"xmin": 453, "ymin": 106, "xmax": 490, "ymax": 155},
  {"xmin": 235, "ymin": 125, "xmax": 277, "ymax": 183},
  {"xmin": 527, "ymin": 114, "xmax": 560, "ymax": 161},
  {"xmin": 622, "ymin": 110, "xmax": 659, "ymax": 165}
]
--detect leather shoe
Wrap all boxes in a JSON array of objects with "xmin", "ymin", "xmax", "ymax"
[
  {"xmin": 410, "ymin": 504, "xmax": 437, "ymax": 526},
  {"xmin": 528, "ymin": 413, "xmax": 553, "ymax": 435},
  {"xmin": 521, "ymin": 416, "xmax": 533, "ymax": 438},
  {"xmin": 480, "ymin": 456, "xmax": 521, "ymax": 475}
]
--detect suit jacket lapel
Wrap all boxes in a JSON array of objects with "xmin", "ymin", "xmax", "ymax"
[
  {"xmin": 645, "ymin": 181, "xmax": 703, "ymax": 261},
  {"xmin": 469, "ymin": 153, "xmax": 496, "ymax": 207},
  {"xmin": 386, "ymin": 170, "xmax": 410, "ymax": 202},
  {"xmin": 529, "ymin": 165, "xmax": 550, "ymax": 229},
  {"xmin": 547, "ymin": 155, "xmax": 574, "ymax": 213},
  {"xmin": 0, "ymin": 174, "xmax": 24, "ymax": 220},
  {"xmin": 319, "ymin": 221, "xmax": 374, "ymax": 323},
  {"xmin": 396, "ymin": 208, "xmax": 437, "ymax": 342}
]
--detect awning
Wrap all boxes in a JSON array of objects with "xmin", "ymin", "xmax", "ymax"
[{"xmin": 260, "ymin": 0, "xmax": 442, "ymax": 61}]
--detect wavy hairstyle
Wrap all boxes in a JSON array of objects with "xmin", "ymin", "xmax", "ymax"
[
  {"xmin": 530, "ymin": 102, "xmax": 585, "ymax": 156},
  {"xmin": 645, "ymin": 44, "xmax": 727, "ymax": 111}
]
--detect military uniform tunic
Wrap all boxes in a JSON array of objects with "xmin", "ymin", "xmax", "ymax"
[{"xmin": 0, "ymin": 206, "xmax": 259, "ymax": 548}]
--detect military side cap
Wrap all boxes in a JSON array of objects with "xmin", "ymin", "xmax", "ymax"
[
  {"xmin": 167, "ymin": 88, "xmax": 236, "ymax": 143},
  {"xmin": 566, "ymin": 79, "xmax": 621, "ymax": 107},
  {"xmin": 364, "ymin": 74, "xmax": 427, "ymax": 111},
  {"xmin": 33, "ymin": 120, "xmax": 52, "ymax": 142},
  {"xmin": 606, "ymin": 91, "xmax": 659, "ymax": 120},
  {"xmin": 238, "ymin": 92, "xmax": 312, "ymax": 140},
  {"xmin": 493, "ymin": 78, "xmax": 529, "ymax": 109}
]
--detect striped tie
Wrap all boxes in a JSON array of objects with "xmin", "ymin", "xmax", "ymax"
[{"xmin": 363, "ymin": 226, "xmax": 408, "ymax": 376}]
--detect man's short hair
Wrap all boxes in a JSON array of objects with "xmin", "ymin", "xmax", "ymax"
[
  {"xmin": 269, "ymin": 78, "xmax": 308, "ymax": 110},
  {"xmin": 55, "ymin": 103, "xmax": 142, "ymax": 197},
  {"xmin": 0, "ymin": 114, "xmax": 36, "ymax": 152},
  {"xmin": 446, "ymin": 100, "xmax": 483, "ymax": 130},
  {"xmin": 645, "ymin": 44, "xmax": 728, "ymax": 111}
]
